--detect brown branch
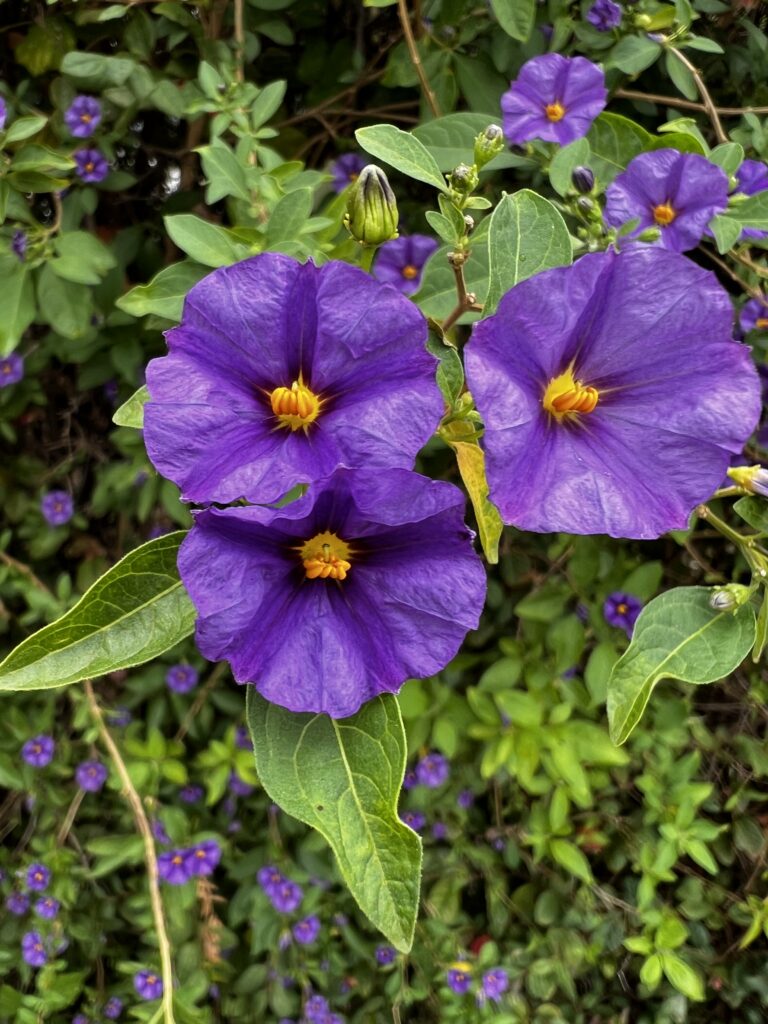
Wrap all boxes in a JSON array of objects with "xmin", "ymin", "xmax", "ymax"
[
  {"xmin": 174, "ymin": 662, "xmax": 228, "ymax": 742},
  {"xmin": 698, "ymin": 245, "xmax": 764, "ymax": 300},
  {"xmin": 442, "ymin": 253, "xmax": 482, "ymax": 332},
  {"xmin": 668, "ymin": 47, "xmax": 727, "ymax": 144},
  {"xmin": 396, "ymin": 0, "xmax": 441, "ymax": 119},
  {"xmin": 615, "ymin": 88, "xmax": 768, "ymax": 117},
  {"xmin": 233, "ymin": 0, "xmax": 244, "ymax": 82},
  {"xmin": 0, "ymin": 550, "xmax": 54, "ymax": 595}
]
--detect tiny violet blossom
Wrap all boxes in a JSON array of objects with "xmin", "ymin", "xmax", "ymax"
[
  {"xmin": 186, "ymin": 839, "xmax": 221, "ymax": 876},
  {"xmin": 482, "ymin": 968, "xmax": 510, "ymax": 1003},
  {"xmin": 0, "ymin": 353, "xmax": 24, "ymax": 387},
  {"xmin": 604, "ymin": 592, "xmax": 643, "ymax": 636},
  {"xmin": 586, "ymin": 0, "xmax": 622, "ymax": 31},
  {"xmin": 304, "ymin": 995, "xmax": 330, "ymax": 1022},
  {"xmin": 235, "ymin": 724, "xmax": 252, "ymax": 750},
  {"xmin": 432, "ymin": 821, "xmax": 448, "ymax": 840},
  {"xmin": 65, "ymin": 96, "xmax": 102, "ymax": 138},
  {"xmin": 372, "ymin": 235, "xmax": 438, "ymax": 296},
  {"xmin": 12, "ymin": 229, "xmax": 27, "ymax": 261},
  {"xmin": 22, "ymin": 735, "xmax": 55, "ymax": 766},
  {"xmin": 402, "ymin": 769, "xmax": 418, "ymax": 790},
  {"xmin": 41, "ymin": 490, "xmax": 74, "ymax": 526},
  {"xmin": 228, "ymin": 771, "xmax": 254, "ymax": 797},
  {"xmin": 165, "ymin": 663, "xmax": 198, "ymax": 693},
  {"xmin": 152, "ymin": 819, "xmax": 170, "ymax": 844},
  {"xmin": 74, "ymin": 148, "xmax": 109, "ymax": 183},
  {"xmin": 22, "ymin": 931, "xmax": 47, "ymax": 968},
  {"xmin": 179, "ymin": 784, "xmax": 204, "ymax": 803},
  {"xmin": 6, "ymin": 891, "xmax": 29, "ymax": 915},
  {"xmin": 72, "ymin": 1016, "xmax": 89, "ymax": 1024},
  {"xmin": 269, "ymin": 878, "xmax": 303, "ymax": 913},
  {"xmin": 604, "ymin": 149, "xmax": 729, "ymax": 252},
  {"xmin": 257, "ymin": 864, "xmax": 285, "ymax": 895},
  {"xmin": 400, "ymin": 810, "xmax": 426, "ymax": 832},
  {"xmin": 292, "ymin": 914, "xmax": 321, "ymax": 945},
  {"xmin": 447, "ymin": 963, "xmax": 473, "ymax": 995},
  {"xmin": 104, "ymin": 997, "xmax": 123, "ymax": 1020},
  {"xmin": 158, "ymin": 849, "xmax": 192, "ymax": 885},
  {"xmin": 458, "ymin": 789, "xmax": 474, "ymax": 809},
  {"xmin": 75, "ymin": 759, "xmax": 108, "ymax": 792},
  {"xmin": 34, "ymin": 896, "xmax": 60, "ymax": 919},
  {"xmin": 27, "ymin": 863, "xmax": 51, "ymax": 891},
  {"xmin": 330, "ymin": 152, "xmax": 366, "ymax": 193},
  {"xmin": 740, "ymin": 297, "xmax": 768, "ymax": 334},
  {"xmin": 134, "ymin": 970, "xmax": 163, "ymax": 1000},
  {"xmin": 416, "ymin": 751, "xmax": 450, "ymax": 788},
  {"xmin": 501, "ymin": 54, "xmax": 607, "ymax": 145}
]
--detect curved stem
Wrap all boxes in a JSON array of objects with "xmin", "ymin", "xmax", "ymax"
[
  {"xmin": 615, "ymin": 87, "xmax": 768, "ymax": 117},
  {"xmin": 668, "ymin": 47, "xmax": 727, "ymax": 144},
  {"xmin": 396, "ymin": 0, "xmax": 441, "ymax": 118}
]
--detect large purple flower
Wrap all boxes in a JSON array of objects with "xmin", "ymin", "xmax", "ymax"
[
  {"xmin": 144, "ymin": 254, "xmax": 443, "ymax": 505},
  {"xmin": 65, "ymin": 96, "xmax": 102, "ymax": 138},
  {"xmin": 604, "ymin": 149, "xmax": 729, "ymax": 252},
  {"xmin": 501, "ymin": 54, "xmax": 607, "ymax": 146},
  {"xmin": 179, "ymin": 468, "xmax": 486, "ymax": 717},
  {"xmin": 465, "ymin": 248, "xmax": 761, "ymax": 539},
  {"xmin": 373, "ymin": 235, "xmax": 438, "ymax": 295}
]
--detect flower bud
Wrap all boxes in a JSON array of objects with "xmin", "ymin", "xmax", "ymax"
[
  {"xmin": 636, "ymin": 226, "xmax": 662, "ymax": 243},
  {"xmin": 449, "ymin": 163, "xmax": 479, "ymax": 196},
  {"xmin": 728, "ymin": 464, "xmax": 768, "ymax": 497},
  {"xmin": 473, "ymin": 125, "xmax": 504, "ymax": 168},
  {"xmin": 343, "ymin": 165, "xmax": 399, "ymax": 247},
  {"xmin": 571, "ymin": 165, "xmax": 595, "ymax": 194},
  {"xmin": 709, "ymin": 584, "xmax": 751, "ymax": 612},
  {"xmin": 464, "ymin": 215, "xmax": 475, "ymax": 235}
]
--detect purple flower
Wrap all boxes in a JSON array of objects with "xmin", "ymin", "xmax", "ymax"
[
  {"xmin": 41, "ymin": 490, "xmax": 74, "ymax": 526},
  {"xmin": 179, "ymin": 784, "xmax": 204, "ymax": 803},
  {"xmin": 235, "ymin": 724, "xmax": 252, "ymax": 750},
  {"xmin": 228, "ymin": 771, "xmax": 254, "ymax": 797},
  {"xmin": 157, "ymin": 850, "xmax": 192, "ymax": 885},
  {"xmin": 75, "ymin": 759, "xmax": 108, "ymax": 792},
  {"xmin": 400, "ymin": 810, "xmax": 426, "ymax": 832},
  {"xmin": 604, "ymin": 592, "xmax": 642, "ymax": 636},
  {"xmin": 73, "ymin": 1015, "xmax": 90, "ymax": 1024},
  {"xmin": 0, "ymin": 97, "xmax": 6, "ymax": 132},
  {"xmin": 458, "ymin": 789, "xmax": 474, "ymax": 809},
  {"xmin": 178, "ymin": 468, "xmax": 486, "ymax": 718},
  {"xmin": 735, "ymin": 159, "xmax": 768, "ymax": 238},
  {"xmin": 22, "ymin": 931, "xmax": 47, "ymax": 968},
  {"xmin": 6, "ymin": 891, "xmax": 29, "ymax": 915},
  {"xmin": 134, "ymin": 970, "xmax": 163, "ymax": 1000},
  {"xmin": 74, "ymin": 148, "xmax": 109, "ymax": 183},
  {"xmin": 26, "ymin": 863, "xmax": 50, "ymax": 891},
  {"xmin": 11, "ymin": 229, "xmax": 27, "ymax": 261},
  {"xmin": 34, "ymin": 896, "xmax": 60, "ymax": 919},
  {"xmin": 304, "ymin": 995, "xmax": 330, "ymax": 1022},
  {"xmin": 104, "ymin": 997, "xmax": 123, "ymax": 1019},
  {"xmin": 482, "ymin": 968, "xmax": 509, "ymax": 1002},
  {"xmin": 165, "ymin": 663, "xmax": 198, "ymax": 693},
  {"xmin": 292, "ymin": 914, "xmax": 321, "ymax": 945},
  {"xmin": 740, "ymin": 297, "xmax": 768, "ymax": 334},
  {"xmin": 402, "ymin": 769, "xmax": 418, "ymax": 790},
  {"xmin": 258, "ymin": 864, "xmax": 285, "ymax": 894},
  {"xmin": 269, "ymin": 878, "xmax": 303, "ymax": 913},
  {"xmin": 144, "ymin": 254, "xmax": 442, "ymax": 506},
  {"xmin": 376, "ymin": 945, "xmax": 396, "ymax": 965},
  {"xmin": 373, "ymin": 235, "xmax": 438, "ymax": 296},
  {"xmin": 605, "ymin": 150, "xmax": 729, "ymax": 252},
  {"xmin": 465, "ymin": 248, "xmax": 761, "ymax": 538},
  {"xmin": 186, "ymin": 839, "xmax": 221, "ymax": 876},
  {"xmin": 501, "ymin": 54, "xmax": 607, "ymax": 145},
  {"xmin": 65, "ymin": 96, "xmax": 102, "ymax": 138},
  {"xmin": 586, "ymin": 0, "xmax": 622, "ymax": 30},
  {"xmin": 0, "ymin": 353, "xmax": 24, "ymax": 387},
  {"xmin": 152, "ymin": 818, "xmax": 170, "ymax": 844},
  {"xmin": 431, "ymin": 821, "xmax": 448, "ymax": 840},
  {"xmin": 447, "ymin": 963, "xmax": 472, "ymax": 995},
  {"xmin": 416, "ymin": 751, "xmax": 450, "ymax": 788},
  {"xmin": 330, "ymin": 153, "xmax": 366, "ymax": 193}
]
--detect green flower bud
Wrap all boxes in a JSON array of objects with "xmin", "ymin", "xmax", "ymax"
[
  {"xmin": 464, "ymin": 215, "xmax": 475, "ymax": 235},
  {"xmin": 728, "ymin": 464, "xmax": 768, "ymax": 497},
  {"xmin": 636, "ymin": 226, "xmax": 662, "ymax": 243},
  {"xmin": 473, "ymin": 125, "xmax": 504, "ymax": 168},
  {"xmin": 343, "ymin": 165, "xmax": 399, "ymax": 247},
  {"xmin": 449, "ymin": 163, "xmax": 479, "ymax": 196},
  {"xmin": 709, "ymin": 584, "xmax": 751, "ymax": 613}
]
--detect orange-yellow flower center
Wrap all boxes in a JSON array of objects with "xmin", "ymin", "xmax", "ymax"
[
  {"xmin": 85, "ymin": 161, "xmax": 95, "ymax": 173},
  {"xmin": 401, "ymin": 264, "xmax": 419, "ymax": 280},
  {"xmin": 300, "ymin": 531, "xmax": 352, "ymax": 581},
  {"xmin": 757, "ymin": 317, "xmax": 768, "ymax": 329},
  {"xmin": 269, "ymin": 377, "xmax": 321, "ymax": 431},
  {"xmin": 652, "ymin": 202, "xmax": 676, "ymax": 226},
  {"xmin": 545, "ymin": 101, "xmax": 565, "ymax": 122},
  {"xmin": 81, "ymin": 113, "xmax": 92, "ymax": 123},
  {"xmin": 542, "ymin": 365, "xmax": 599, "ymax": 420},
  {"xmin": 172, "ymin": 855, "xmax": 183, "ymax": 865},
  {"xmin": 617, "ymin": 603, "xmax": 628, "ymax": 615},
  {"xmin": 147, "ymin": 974, "xmax": 158, "ymax": 985}
]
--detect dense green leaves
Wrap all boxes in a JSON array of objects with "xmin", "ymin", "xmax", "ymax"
[
  {"xmin": 607, "ymin": 587, "xmax": 756, "ymax": 744},
  {"xmin": 0, "ymin": 533, "xmax": 195, "ymax": 692},
  {"xmin": 247, "ymin": 691, "xmax": 422, "ymax": 952},
  {"xmin": 355, "ymin": 124, "xmax": 447, "ymax": 192}
]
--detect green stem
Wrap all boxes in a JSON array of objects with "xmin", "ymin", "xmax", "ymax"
[
  {"xmin": 697, "ymin": 504, "xmax": 762, "ymax": 571},
  {"xmin": 358, "ymin": 246, "xmax": 376, "ymax": 274}
]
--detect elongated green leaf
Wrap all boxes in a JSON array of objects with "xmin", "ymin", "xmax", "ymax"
[
  {"xmin": 489, "ymin": 0, "xmax": 535, "ymax": 41},
  {"xmin": 0, "ymin": 256, "xmax": 35, "ymax": 357},
  {"xmin": 730, "ymin": 189, "xmax": 768, "ymax": 231},
  {"xmin": 441, "ymin": 419, "xmax": 502, "ymax": 564},
  {"xmin": 247, "ymin": 690, "xmax": 422, "ymax": 952},
  {"xmin": 607, "ymin": 586, "xmax": 756, "ymax": 744},
  {"xmin": 165, "ymin": 214, "xmax": 251, "ymax": 268},
  {"xmin": 413, "ymin": 112, "xmax": 533, "ymax": 172},
  {"xmin": 116, "ymin": 261, "xmax": 208, "ymax": 321},
  {"xmin": 484, "ymin": 190, "xmax": 572, "ymax": 316},
  {"xmin": 113, "ymin": 385, "xmax": 149, "ymax": 428},
  {"xmin": 586, "ymin": 113, "xmax": 652, "ymax": 186},
  {"xmin": 0, "ymin": 533, "xmax": 195, "ymax": 693},
  {"xmin": 355, "ymin": 124, "xmax": 447, "ymax": 192}
]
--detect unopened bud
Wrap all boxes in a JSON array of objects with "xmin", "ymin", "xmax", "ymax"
[
  {"xmin": 343, "ymin": 165, "xmax": 399, "ymax": 247},
  {"xmin": 577, "ymin": 196, "xmax": 595, "ymax": 214},
  {"xmin": 572, "ymin": 165, "xmax": 595, "ymax": 194},
  {"xmin": 728, "ymin": 464, "xmax": 768, "ymax": 497},
  {"xmin": 464, "ymin": 215, "xmax": 475, "ymax": 235},
  {"xmin": 636, "ymin": 226, "xmax": 661, "ymax": 243},
  {"xmin": 710, "ymin": 584, "xmax": 751, "ymax": 612},
  {"xmin": 449, "ymin": 163, "xmax": 479, "ymax": 195},
  {"xmin": 633, "ymin": 14, "xmax": 653, "ymax": 29},
  {"xmin": 473, "ymin": 125, "xmax": 504, "ymax": 168}
]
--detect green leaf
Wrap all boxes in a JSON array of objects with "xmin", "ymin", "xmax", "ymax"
[
  {"xmin": 609, "ymin": 36, "xmax": 662, "ymax": 75},
  {"xmin": 607, "ymin": 587, "xmax": 756, "ymax": 744},
  {"xmin": 441, "ymin": 420, "xmax": 503, "ymax": 564},
  {"xmin": 550, "ymin": 838, "xmax": 593, "ymax": 883},
  {"xmin": 4, "ymin": 114, "xmax": 48, "ymax": 144},
  {"xmin": 753, "ymin": 586, "xmax": 768, "ymax": 663},
  {"xmin": 413, "ymin": 113, "xmax": 530, "ymax": 172},
  {"xmin": 37, "ymin": 265, "xmax": 92, "ymax": 339},
  {"xmin": 246, "ymin": 690, "xmax": 422, "ymax": 952},
  {"xmin": 265, "ymin": 188, "xmax": 314, "ymax": 245},
  {"xmin": 51, "ymin": 231, "xmax": 117, "ymax": 285},
  {"xmin": 113, "ymin": 385, "xmax": 149, "ymax": 428},
  {"xmin": 660, "ymin": 953, "xmax": 705, "ymax": 1001},
  {"xmin": 165, "ymin": 214, "xmax": 251, "ymax": 267},
  {"xmin": 709, "ymin": 141, "xmax": 744, "ymax": 176},
  {"xmin": 250, "ymin": 80, "xmax": 287, "ymax": 129},
  {"xmin": 427, "ymin": 330, "xmax": 464, "ymax": 405},
  {"xmin": 116, "ymin": 261, "xmax": 208, "ymax": 321},
  {"xmin": 484, "ymin": 189, "xmax": 572, "ymax": 316},
  {"xmin": 709, "ymin": 214, "xmax": 742, "ymax": 254},
  {"xmin": 0, "ymin": 533, "xmax": 195, "ymax": 693},
  {"xmin": 548, "ymin": 137, "xmax": 591, "ymax": 197},
  {"xmin": 730, "ymin": 189, "xmax": 768, "ymax": 231},
  {"xmin": 665, "ymin": 50, "xmax": 698, "ymax": 102},
  {"xmin": 16, "ymin": 20, "xmax": 74, "ymax": 74},
  {"xmin": 414, "ymin": 235, "xmax": 490, "ymax": 321},
  {"xmin": 0, "ymin": 256, "xmax": 35, "ymax": 357},
  {"xmin": 355, "ymin": 124, "xmax": 447, "ymax": 192},
  {"xmin": 197, "ymin": 141, "xmax": 250, "ymax": 203},
  {"xmin": 489, "ymin": 0, "xmax": 536, "ymax": 41},
  {"xmin": 586, "ymin": 113, "xmax": 652, "ymax": 186},
  {"xmin": 640, "ymin": 954, "xmax": 663, "ymax": 987},
  {"xmin": 61, "ymin": 51, "xmax": 137, "ymax": 87}
]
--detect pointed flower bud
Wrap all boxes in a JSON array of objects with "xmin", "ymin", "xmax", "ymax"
[
  {"xmin": 343, "ymin": 165, "xmax": 399, "ymax": 247},
  {"xmin": 473, "ymin": 124, "xmax": 504, "ymax": 168},
  {"xmin": 709, "ymin": 584, "xmax": 751, "ymax": 613},
  {"xmin": 728, "ymin": 464, "xmax": 768, "ymax": 497},
  {"xmin": 449, "ymin": 163, "xmax": 479, "ymax": 195},
  {"xmin": 572, "ymin": 165, "xmax": 595, "ymax": 194},
  {"xmin": 636, "ymin": 226, "xmax": 662, "ymax": 243}
]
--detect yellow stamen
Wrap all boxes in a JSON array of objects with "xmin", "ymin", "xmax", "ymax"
[
  {"xmin": 147, "ymin": 974, "xmax": 158, "ymax": 985},
  {"xmin": 542, "ymin": 365, "xmax": 599, "ymax": 420},
  {"xmin": 300, "ymin": 530, "xmax": 352, "ymax": 581},
  {"xmin": 81, "ymin": 114, "xmax": 92, "ymax": 123},
  {"xmin": 617, "ymin": 603, "xmax": 628, "ymax": 615},
  {"xmin": 172, "ymin": 855, "xmax": 183, "ymax": 865},
  {"xmin": 652, "ymin": 202, "xmax": 676, "ymax": 226},
  {"xmin": 756, "ymin": 318, "xmax": 768, "ymax": 329},
  {"xmin": 269, "ymin": 377, "xmax": 321, "ymax": 431},
  {"xmin": 401, "ymin": 264, "xmax": 419, "ymax": 280},
  {"xmin": 545, "ymin": 101, "xmax": 565, "ymax": 122},
  {"xmin": 85, "ymin": 161, "xmax": 95, "ymax": 173}
]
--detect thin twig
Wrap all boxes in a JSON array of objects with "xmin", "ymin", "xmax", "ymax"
[
  {"xmin": 668, "ymin": 47, "xmax": 727, "ymax": 144},
  {"xmin": 85, "ymin": 681, "xmax": 176, "ymax": 1024},
  {"xmin": 57, "ymin": 788, "xmax": 85, "ymax": 846},
  {"xmin": 396, "ymin": 0, "xmax": 441, "ymax": 119},
  {"xmin": 233, "ymin": 0, "xmax": 244, "ymax": 82},
  {"xmin": 442, "ymin": 253, "xmax": 482, "ymax": 332},
  {"xmin": 174, "ymin": 662, "xmax": 228, "ymax": 742},
  {"xmin": 699, "ymin": 245, "xmax": 764, "ymax": 300},
  {"xmin": 0, "ymin": 550, "xmax": 54, "ymax": 594},
  {"xmin": 615, "ymin": 88, "xmax": 768, "ymax": 117}
]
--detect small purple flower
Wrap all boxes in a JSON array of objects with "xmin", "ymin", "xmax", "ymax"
[
  {"xmin": 0, "ymin": 97, "xmax": 6, "ymax": 132},
  {"xmin": 258, "ymin": 864, "xmax": 285, "ymax": 894},
  {"xmin": 741, "ymin": 298, "xmax": 768, "ymax": 334},
  {"xmin": 373, "ymin": 235, "xmax": 438, "ymax": 296},
  {"xmin": 228, "ymin": 771, "xmax": 254, "ymax": 797},
  {"xmin": 270, "ymin": 878, "xmax": 303, "ymax": 913},
  {"xmin": 11, "ymin": 229, "xmax": 27, "ymax": 261},
  {"xmin": 74, "ymin": 148, "xmax": 109, "ymax": 183},
  {"xmin": 605, "ymin": 149, "xmax": 729, "ymax": 252},
  {"xmin": 72, "ymin": 1015, "xmax": 90, "ymax": 1024},
  {"xmin": 304, "ymin": 995, "xmax": 330, "ymax": 1022},
  {"xmin": 402, "ymin": 769, "xmax": 418, "ymax": 790},
  {"xmin": 152, "ymin": 819, "xmax": 170, "ymax": 844},
  {"xmin": 6, "ymin": 891, "xmax": 29, "ymax": 915},
  {"xmin": 400, "ymin": 810, "xmax": 426, "ymax": 832},
  {"xmin": 26, "ymin": 863, "xmax": 50, "ymax": 891},
  {"xmin": 330, "ymin": 153, "xmax": 366, "ymax": 193},
  {"xmin": 179, "ymin": 784, "xmax": 204, "ymax": 803},
  {"xmin": 158, "ymin": 849, "xmax": 192, "ymax": 885},
  {"xmin": 22, "ymin": 931, "xmax": 47, "ymax": 968},
  {"xmin": 165, "ymin": 663, "xmax": 198, "ymax": 693},
  {"xmin": 134, "ymin": 970, "xmax": 163, "ymax": 1000},
  {"xmin": 104, "ymin": 997, "xmax": 123, "ymax": 1020},
  {"xmin": 447, "ymin": 963, "xmax": 472, "ymax": 995},
  {"xmin": 603, "ymin": 592, "xmax": 642, "ymax": 636},
  {"xmin": 235, "ymin": 724, "xmax": 252, "ymax": 750},
  {"xmin": 65, "ymin": 96, "xmax": 102, "ymax": 138},
  {"xmin": 34, "ymin": 896, "xmax": 60, "ymax": 919},
  {"xmin": 482, "ymin": 968, "xmax": 509, "ymax": 1002},
  {"xmin": 416, "ymin": 751, "xmax": 449, "ymax": 788},
  {"xmin": 431, "ymin": 821, "xmax": 448, "ymax": 840},
  {"xmin": 186, "ymin": 839, "xmax": 221, "ymax": 876},
  {"xmin": 292, "ymin": 914, "xmax": 321, "ymax": 945},
  {"xmin": 0, "ymin": 353, "xmax": 24, "ymax": 387},
  {"xmin": 458, "ymin": 789, "xmax": 474, "ymax": 809},
  {"xmin": 41, "ymin": 490, "xmax": 74, "ymax": 526},
  {"xmin": 376, "ymin": 945, "xmax": 396, "ymax": 965},
  {"xmin": 586, "ymin": 0, "xmax": 622, "ymax": 31},
  {"xmin": 76, "ymin": 759, "xmax": 108, "ymax": 792},
  {"xmin": 501, "ymin": 54, "xmax": 607, "ymax": 145}
]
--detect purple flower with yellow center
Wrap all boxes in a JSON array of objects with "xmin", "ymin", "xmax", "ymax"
[
  {"xmin": 482, "ymin": 968, "xmax": 509, "ymax": 1002},
  {"xmin": 400, "ymin": 810, "xmax": 426, "ymax": 832},
  {"xmin": 22, "ymin": 931, "xmax": 47, "ymax": 968},
  {"xmin": 501, "ymin": 54, "xmax": 607, "ymax": 146},
  {"xmin": 376, "ymin": 945, "xmax": 396, "ymax": 965},
  {"xmin": 604, "ymin": 149, "xmax": 729, "ymax": 252},
  {"xmin": 586, "ymin": 0, "xmax": 622, "ymax": 30},
  {"xmin": 330, "ymin": 153, "xmax": 366, "ymax": 193},
  {"xmin": 604, "ymin": 592, "xmax": 642, "ymax": 636},
  {"xmin": 7, "ymin": 891, "xmax": 29, "ymax": 915},
  {"xmin": 104, "ymin": 997, "xmax": 123, "ymax": 1019},
  {"xmin": 0, "ymin": 353, "xmax": 23, "ymax": 387},
  {"xmin": 179, "ymin": 468, "xmax": 486, "ymax": 717},
  {"xmin": 269, "ymin": 878, "xmax": 303, "ymax": 913},
  {"xmin": 373, "ymin": 235, "xmax": 438, "ymax": 296},
  {"xmin": 41, "ymin": 490, "xmax": 73, "ymax": 526},
  {"xmin": 740, "ymin": 297, "xmax": 768, "ymax": 334},
  {"xmin": 734, "ymin": 159, "xmax": 768, "ymax": 240},
  {"xmin": 447, "ymin": 962, "xmax": 472, "ymax": 995},
  {"xmin": 258, "ymin": 864, "xmax": 285, "ymax": 894},
  {"xmin": 134, "ymin": 970, "xmax": 163, "ymax": 1000},
  {"xmin": 76, "ymin": 759, "xmax": 108, "ymax": 792},
  {"xmin": 12, "ymin": 230, "xmax": 27, "ymax": 261},
  {"xmin": 165, "ymin": 663, "xmax": 198, "ymax": 693},
  {"xmin": 144, "ymin": 254, "xmax": 442, "ymax": 506},
  {"xmin": 74, "ymin": 147, "xmax": 109, "ymax": 183},
  {"xmin": 158, "ymin": 849, "xmax": 192, "ymax": 885},
  {"xmin": 465, "ymin": 247, "xmax": 761, "ymax": 538},
  {"xmin": 34, "ymin": 896, "xmax": 60, "ymax": 919},
  {"xmin": 292, "ymin": 914, "xmax": 321, "ymax": 945},
  {"xmin": 179, "ymin": 784, "xmax": 203, "ymax": 803},
  {"xmin": 65, "ymin": 96, "xmax": 102, "ymax": 138},
  {"xmin": 416, "ymin": 751, "xmax": 449, "ymax": 788},
  {"xmin": 27, "ymin": 863, "xmax": 50, "ymax": 891},
  {"xmin": 186, "ymin": 839, "xmax": 221, "ymax": 876},
  {"xmin": 305, "ymin": 995, "xmax": 330, "ymax": 1022}
]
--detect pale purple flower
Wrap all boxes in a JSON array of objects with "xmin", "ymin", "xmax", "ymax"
[
  {"xmin": 74, "ymin": 148, "xmax": 109, "ymax": 183},
  {"xmin": 104, "ymin": 996, "xmax": 123, "ymax": 1019},
  {"xmin": 0, "ymin": 353, "xmax": 24, "ymax": 387},
  {"xmin": 330, "ymin": 153, "xmax": 366, "ymax": 192},
  {"xmin": 603, "ymin": 592, "xmax": 642, "ymax": 636},
  {"xmin": 134, "ymin": 970, "xmax": 163, "ymax": 1000},
  {"xmin": 6, "ymin": 891, "xmax": 29, "ymax": 915},
  {"xmin": 158, "ymin": 850, "xmax": 191, "ymax": 885},
  {"xmin": 482, "ymin": 968, "xmax": 509, "ymax": 1002},
  {"xmin": 376, "ymin": 945, "xmax": 396, "ymax": 965},
  {"xmin": 432, "ymin": 821, "xmax": 448, "ymax": 840},
  {"xmin": 76, "ymin": 759, "xmax": 108, "ymax": 792},
  {"xmin": 34, "ymin": 896, "xmax": 60, "ymax": 919},
  {"xmin": 416, "ymin": 751, "xmax": 449, "ymax": 788},
  {"xmin": 65, "ymin": 96, "xmax": 102, "ymax": 138},
  {"xmin": 258, "ymin": 864, "xmax": 285, "ymax": 894},
  {"xmin": 22, "ymin": 930, "xmax": 47, "ymax": 967},
  {"xmin": 11, "ymin": 229, "xmax": 27, "ymax": 261},
  {"xmin": 228, "ymin": 771, "xmax": 254, "ymax": 797},
  {"xmin": 587, "ymin": 0, "xmax": 622, "ymax": 30},
  {"xmin": 373, "ymin": 235, "xmax": 438, "ymax": 296},
  {"xmin": 186, "ymin": 839, "xmax": 221, "ymax": 876},
  {"xmin": 402, "ymin": 769, "xmax": 417, "ymax": 790},
  {"xmin": 165, "ymin": 663, "xmax": 198, "ymax": 693},
  {"xmin": 26, "ymin": 863, "xmax": 50, "ymax": 891},
  {"xmin": 41, "ymin": 490, "xmax": 73, "ymax": 526},
  {"xmin": 152, "ymin": 819, "xmax": 170, "ymax": 844},
  {"xmin": 0, "ymin": 97, "xmax": 6, "ymax": 132},
  {"xmin": 501, "ymin": 54, "xmax": 607, "ymax": 145},
  {"xmin": 304, "ymin": 995, "xmax": 330, "ymax": 1022},
  {"xmin": 179, "ymin": 784, "xmax": 204, "ymax": 803},
  {"xmin": 292, "ymin": 914, "xmax": 321, "ymax": 945},
  {"xmin": 270, "ymin": 878, "xmax": 303, "ymax": 913},
  {"xmin": 400, "ymin": 810, "xmax": 426, "ymax": 832},
  {"xmin": 458, "ymin": 790, "xmax": 474, "ymax": 809},
  {"xmin": 447, "ymin": 964, "xmax": 472, "ymax": 994}
]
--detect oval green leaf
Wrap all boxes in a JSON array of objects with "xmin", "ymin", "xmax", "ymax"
[{"xmin": 355, "ymin": 124, "xmax": 447, "ymax": 192}]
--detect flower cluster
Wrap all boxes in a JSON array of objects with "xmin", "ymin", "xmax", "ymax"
[
  {"xmin": 258, "ymin": 864, "xmax": 304, "ymax": 912},
  {"xmin": 157, "ymin": 840, "xmax": 221, "ymax": 884}
]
